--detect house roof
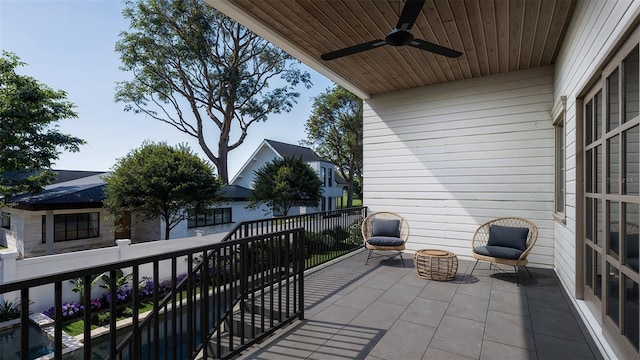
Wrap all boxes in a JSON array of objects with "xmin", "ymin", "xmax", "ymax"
[
  {"xmin": 264, "ymin": 139, "xmax": 327, "ymax": 163},
  {"xmin": 207, "ymin": 0, "xmax": 576, "ymax": 99},
  {"xmin": 230, "ymin": 139, "xmax": 331, "ymax": 184},
  {"xmin": 10, "ymin": 173, "xmax": 108, "ymax": 210},
  {"xmin": 8, "ymin": 171, "xmax": 249, "ymax": 211},
  {"xmin": 217, "ymin": 184, "xmax": 252, "ymax": 200}
]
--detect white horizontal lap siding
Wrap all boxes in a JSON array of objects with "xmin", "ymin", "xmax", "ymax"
[
  {"xmin": 363, "ymin": 66, "xmax": 555, "ymax": 267},
  {"xmin": 553, "ymin": 0, "xmax": 640, "ymax": 296}
]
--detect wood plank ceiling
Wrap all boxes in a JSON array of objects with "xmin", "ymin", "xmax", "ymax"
[{"xmin": 212, "ymin": 0, "xmax": 576, "ymax": 97}]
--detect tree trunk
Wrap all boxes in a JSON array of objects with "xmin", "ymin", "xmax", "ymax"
[
  {"xmin": 346, "ymin": 172, "xmax": 355, "ymax": 207},
  {"xmin": 163, "ymin": 215, "xmax": 171, "ymax": 240}
]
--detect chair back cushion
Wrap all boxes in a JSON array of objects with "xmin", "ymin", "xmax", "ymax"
[
  {"xmin": 372, "ymin": 219, "xmax": 401, "ymax": 238},
  {"xmin": 487, "ymin": 225, "xmax": 529, "ymax": 251}
]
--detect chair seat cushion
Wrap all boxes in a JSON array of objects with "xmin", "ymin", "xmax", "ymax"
[
  {"xmin": 487, "ymin": 225, "xmax": 529, "ymax": 251},
  {"xmin": 474, "ymin": 246, "xmax": 523, "ymax": 260},
  {"xmin": 367, "ymin": 236, "xmax": 404, "ymax": 247},
  {"xmin": 372, "ymin": 219, "xmax": 401, "ymax": 237}
]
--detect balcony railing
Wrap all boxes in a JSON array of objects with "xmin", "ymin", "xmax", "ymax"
[{"xmin": 0, "ymin": 206, "xmax": 366, "ymax": 360}]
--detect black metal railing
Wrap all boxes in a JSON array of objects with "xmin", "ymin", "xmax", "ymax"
[
  {"xmin": 0, "ymin": 229, "xmax": 305, "ymax": 360},
  {"xmin": 0, "ymin": 207, "xmax": 366, "ymax": 360},
  {"xmin": 225, "ymin": 207, "xmax": 367, "ymax": 269}
]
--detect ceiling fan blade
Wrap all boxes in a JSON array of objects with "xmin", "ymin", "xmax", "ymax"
[
  {"xmin": 409, "ymin": 39, "xmax": 463, "ymax": 58},
  {"xmin": 396, "ymin": 0, "xmax": 425, "ymax": 31},
  {"xmin": 321, "ymin": 40, "xmax": 386, "ymax": 61}
]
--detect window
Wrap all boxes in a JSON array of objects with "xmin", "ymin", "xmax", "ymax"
[
  {"xmin": 42, "ymin": 212, "xmax": 100, "ymax": 242},
  {"xmin": 187, "ymin": 208, "xmax": 232, "ymax": 228},
  {"xmin": 321, "ymin": 168, "xmax": 327, "ymax": 187},
  {"xmin": 1, "ymin": 212, "xmax": 10, "ymax": 230},
  {"xmin": 328, "ymin": 169, "xmax": 333, "ymax": 187},
  {"xmin": 554, "ymin": 96, "xmax": 567, "ymax": 221}
]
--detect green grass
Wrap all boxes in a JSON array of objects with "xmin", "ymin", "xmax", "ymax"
[
  {"xmin": 337, "ymin": 194, "xmax": 362, "ymax": 208},
  {"xmin": 61, "ymin": 299, "xmax": 155, "ymax": 336}
]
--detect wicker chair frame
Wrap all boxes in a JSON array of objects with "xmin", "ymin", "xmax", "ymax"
[
  {"xmin": 361, "ymin": 211, "xmax": 410, "ymax": 266},
  {"xmin": 470, "ymin": 217, "xmax": 538, "ymax": 285}
]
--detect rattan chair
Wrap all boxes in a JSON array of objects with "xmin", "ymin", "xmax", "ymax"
[
  {"xmin": 469, "ymin": 217, "xmax": 538, "ymax": 285},
  {"xmin": 361, "ymin": 212, "xmax": 410, "ymax": 267}
]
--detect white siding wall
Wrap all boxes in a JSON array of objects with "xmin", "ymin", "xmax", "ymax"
[
  {"xmin": 553, "ymin": 0, "xmax": 640, "ymax": 297},
  {"xmin": 363, "ymin": 66, "xmax": 555, "ymax": 267}
]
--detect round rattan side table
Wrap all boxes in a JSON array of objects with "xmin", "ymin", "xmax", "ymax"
[{"xmin": 413, "ymin": 249, "xmax": 458, "ymax": 281}]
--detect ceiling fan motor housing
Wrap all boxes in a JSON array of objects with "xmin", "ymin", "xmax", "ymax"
[{"xmin": 386, "ymin": 29, "xmax": 414, "ymax": 46}]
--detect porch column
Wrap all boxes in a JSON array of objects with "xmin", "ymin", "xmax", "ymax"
[{"xmin": 45, "ymin": 210, "xmax": 54, "ymax": 255}]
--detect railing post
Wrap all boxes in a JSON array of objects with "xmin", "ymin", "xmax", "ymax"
[
  {"xmin": 116, "ymin": 239, "xmax": 131, "ymax": 260},
  {"xmin": 298, "ymin": 231, "xmax": 305, "ymax": 320},
  {"xmin": 0, "ymin": 250, "xmax": 18, "ymax": 304}
]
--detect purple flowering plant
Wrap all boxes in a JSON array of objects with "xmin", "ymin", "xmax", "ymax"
[{"xmin": 43, "ymin": 302, "xmax": 84, "ymax": 320}]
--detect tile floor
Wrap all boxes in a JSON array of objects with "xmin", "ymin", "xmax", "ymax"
[{"xmin": 236, "ymin": 249, "xmax": 603, "ymax": 360}]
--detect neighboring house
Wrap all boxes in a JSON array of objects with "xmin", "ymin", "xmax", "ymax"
[
  {"xmin": 230, "ymin": 139, "xmax": 344, "ymax": 216},
  {"xmin": 208, "ymin": 1, "xmax": 640, "ymax": 358},
  {"xmin": 0, "ymin": 171, "xmax": 116, "ymax": 258},
  {"xmin": 0, "ymin": 170, "xmax": 256, "ymax": 258}
]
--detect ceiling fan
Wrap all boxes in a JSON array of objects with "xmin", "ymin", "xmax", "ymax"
[{"xmin": 320, "ymin": 0, "xmax": 462, "ymax": 61}]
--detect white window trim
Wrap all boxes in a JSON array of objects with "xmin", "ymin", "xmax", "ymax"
[{"xmin": 553, "ymin": 96, "xmax": 567, "ymax": 223}]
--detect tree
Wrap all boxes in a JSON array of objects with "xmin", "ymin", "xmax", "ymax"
[
  {"xmin": 248, "ymin": 156, "xmax": 323, "ymax": 217},
  {"xmin": 0, "ymin": 51, "xmax": 84, "ymax": 203},
  {"xmin": 303, "ymin": 85, "xmax": 363, "ymax": 207},
  {"xmin": 115, "ymin": 0, "xmax": 312, "ymax": 184},
  {"xmin": 103, "ymin": 142, "xmax": 222, "ymax": 240}
]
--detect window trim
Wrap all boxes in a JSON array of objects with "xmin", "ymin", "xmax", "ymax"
[
  {"xmin": 1, "ymin": 212, "xmax": 10, "ymax": 230},
  {"xmin": 42, "ymin": 212, "xmax": 100, "ymax": 243},
  {"xmin": 553, "ymin": 96, "xmax": 567, "ymax": 223},
  {"xmin": 187, "ymin": 207, "xmax": 233, "ymax": 228}
]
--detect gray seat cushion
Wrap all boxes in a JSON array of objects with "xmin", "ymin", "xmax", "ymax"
[
  {"xmin": 487, "ymin": 225, "xmax": 529, "ymax": 251},
  {"xmin": 474, "ymin": 245, "xmax": 523, "ymax": 260},
  {"xmin": 367, "ymin": 236, "xmax": 404, "ymax": 247}
]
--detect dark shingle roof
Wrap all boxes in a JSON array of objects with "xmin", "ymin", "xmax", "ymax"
[
  {"xmin": 11, "ymin": 173, "xmax": 107, "ymax": 210},
  {"xmin": 217, "ymin": 185, "xmax": 252, "ymax": 200},
  {"xmin": 265, "ymin": 139, "xmax": 327, "ymax": 163}
]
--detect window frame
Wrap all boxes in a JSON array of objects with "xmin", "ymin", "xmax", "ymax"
[
  {"xmin": 42, "ymin": 212, "xmax": 100, "ymax": 243},
  {"xmin": 187, "ymin": 208, "xmax": 233, "ymax": 228},
  {"xmin": 1, "ymin": 212, "xmax": 10, "ymax": 230},
  {"xmin": 554, "ymin": 96, "xmax": 567, "ymax": 223}
]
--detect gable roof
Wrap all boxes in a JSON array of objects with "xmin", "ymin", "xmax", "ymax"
[{"xmin": 264, "ymin": 139, "xmax": 327, "ymax": 162}]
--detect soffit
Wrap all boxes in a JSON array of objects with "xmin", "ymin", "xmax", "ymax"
[{"xmin": 208, "ymin": 0, "xmax": 576, "ymax": 98}]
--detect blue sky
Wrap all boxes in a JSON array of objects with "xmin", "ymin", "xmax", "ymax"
[{"xmin": 0, "ymin": 0, "xmax": 333, "ymax": 177}]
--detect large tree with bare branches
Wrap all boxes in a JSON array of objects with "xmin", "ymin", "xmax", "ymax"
[{"xmin": 115, "ymin": 0, "xmax": 311, "ymax": 183}]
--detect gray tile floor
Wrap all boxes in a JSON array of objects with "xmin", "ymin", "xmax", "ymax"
[{"xmin": 237, "ymin": 249, "xmax": 603, "ymax": 360}]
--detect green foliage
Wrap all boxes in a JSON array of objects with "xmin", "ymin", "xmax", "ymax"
[
  {"xmin": 103, "ymin": 142, "xmax": 222, "ymax": 239},
  {"xmin": 302, "ymin": 85, "xmax": 363, "ymax": 207},
  {"xmin": 248, "ymin": 156, "xmax": 323, "ymax": 216},
  {"xmin": 0, "ymin": 299, "xmax": 20, "ymax": 322},
  {"xmin": 69, "ymin": 274, "xmax": 101, "ymax": 303},
  {"xmin": 99, "ymin": 269, "xmax": 132, "ymax": 292},
  {"xmin": 115, "ymin": 0, "xmax": 312, "ymax": 183},
  {"xmin": 0, "ymin": 52, "xmax": 85, "ymax": 203},
  {"xmin": 304, "ymin": 232, "xmax": 336, "ymax": 256},
  {"xmin": 94, "ymin": 311, "xmax": 111, "ymax": 327},
  {"xmin": 321, "ymin": 226, "xmax": 349, "ymax": 242}
]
